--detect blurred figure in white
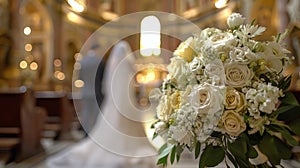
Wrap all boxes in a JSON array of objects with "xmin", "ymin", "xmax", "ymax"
[{"xmin": 46, "ymin": 41, "xmax": 157, "ymax": 168}]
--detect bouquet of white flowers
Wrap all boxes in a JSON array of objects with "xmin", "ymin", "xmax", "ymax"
[{"xmin": 151, "ymin": 13, "xmax": 300, "ymax": 168}]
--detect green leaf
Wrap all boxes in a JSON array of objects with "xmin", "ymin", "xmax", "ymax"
[
  {"xmin": 268, "ymin": 124, "xmax": 298, "ymax": 146},
  {"xmin": 228, "ymin": 138, "xmax": 249, "ymax": 167},
  {"xmin": 225, "ymin": 150, "xmax": 239, "ymax": 168},
  {"xmin": 158, "ymin": 144, "xmax": 174, "ymax": 159},
  {"xmin": 258, "ymin": 133, "xmax": 292, "ymax": 165},
  {"xmin": 176, "ymin": 145, "xmax": 184, "ymax": 162},
  {"xmin": 274, "ymin": 105, "xmax": 296, "ymax": 115},
  {"xmin": 195, "ymin": 141, "xmax": 201, "ymax": 159},
  {"xmin": 158, "ymin": 143, "xmax": 168, "ymax": 154},
  {"xmin": 170, "ymin": 145, "xmax": 176, "ymax": 164},
  {"xmin": 278, "ymin": 106, "xmax": 300, "ymax": 121},
  {"xmin": 228, "ymin": 137, "xmax": 247, "ymax": 156},
  {"xmin": 152, "ymin": 131, "xmax": 159, "ymax": 140},
  {"xmin": 157, "ymin": 144, "xmax": 174, "ymax": 166},
  {"xmin": 278, "ymin": 76, "xmax": 291, "ymax": 91},
  {"xmin": 289, "ymin": 118, "xmax": 300, "ymax": 136},
  {"xmin": 199, "ymin": 145, "xmax": 225, "ymax": 168},
  {"xmin": 281, "ymin": 92, "xmax": 299, "ymax": 106},
  {"xmin": 251, "ymin": 19, "xmax": 256, "ymax": 25},
  {"xmin": 157, "ymin": 154, "xmax": 168, "ymax": 166},
  {"xmin": 247, "ymin": 145, "xmax": 258, "ymax": 159}
]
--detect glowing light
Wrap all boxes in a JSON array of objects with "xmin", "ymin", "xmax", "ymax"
[
  {"xmin": 57, "ymin": 72, "xmax": 65, "ymax": 80},
  {"xmin": 54, "ymin": 71, "xmax": 65, "ymax": 80},
  {"xmin": 136, "ymin": 70, "xmax": 157, "ymax": 84},
  {"xmin": 30, "ymin": 62, "xmax": 38, "ymax": 70},
  {"xmin": 136, "ymin": 73, "xmax": 145, "ymax": 83},
  {"xmin": 215, "ymin": 0, "xmax": 228, "ymax": 9},
  {"xmin": 140, "ymin": 16, "xmax": 161, "ymax": 57},
  {"xmin": 74, "ymin": 79, "xmax": 84, "ymax": 88},
  {"xmin": 54, "ymin": 59, "xmax": 62, "ymax": 67},
  {"xmin": 67, "ymin": 0, "xmax": 85, "ymax": 12},
  {"xmin": 19, "ymin": 60, "xmax": 28, "ymax": 69},
  {"xmin": 23, "ymin": 26, "xmax": 31, "ymax": 35},
  {"xmin": 67, "ymin": 12, "xmax": 80, "ymax": 22},
  {"xmin": 145, "ymin": 70, "xmax": 156, "ymax": 82},
  {"xmin": 25, "ymin": 44, "xmax": 32, "ymax": 52},
  {"xmin": 102, "ymin": 11, "xmax": 119, "ymax": 20}
]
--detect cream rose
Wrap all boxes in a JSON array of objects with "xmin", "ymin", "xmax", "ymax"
[
  {"xmin": 221, "ymin": 110, "xmax": 246, "ymax": 136},
  {"xmin": 156, "ymin": 95, "xmax": 173, "ymax": 122},
  {"xmin": 170, "ymin": 90, "xmax": 181, "ymax": 109},
  {"xmin": 225, "ymin": 87, "xmax": 246, "ymax": 113},
  {"xmin": 174, "ymin": 37, "xmax": 195, "ymax": 62},
  {"xmin": 224, "ymin": 63, "xmax": 253, "ymax": 88}
]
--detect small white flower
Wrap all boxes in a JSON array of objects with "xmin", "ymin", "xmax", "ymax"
[
  {"xmin": 240, "ymin": 24, "xmax": 266, "ymax": 38},
  {"xmin": 229, "ymin": 47, "xmax": 257, "ymax": 64},
  {"xmin": 227, "ymin": 13, "xmax": 245, "ymax": 29},
  {"xmin": 154, "ymin": 121, "xmax": 168, "ymax": 134}
]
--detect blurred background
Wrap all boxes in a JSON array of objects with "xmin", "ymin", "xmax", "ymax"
[{"xmin": 0, "ymin": 0, "xmax": 300, "ymax": 167}]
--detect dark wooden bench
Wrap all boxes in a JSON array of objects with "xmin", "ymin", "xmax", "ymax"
[
  {"xmin": 0, "ymin": 87, "xmax": 46, "ymax": 163},
  {"xmin": 35, "ymin": 91, "xmax": 73, "ymax": 140}
]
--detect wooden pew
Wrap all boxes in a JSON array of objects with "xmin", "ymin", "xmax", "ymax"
[
  {"xmin": 0, "ymin": 87, "xmax": 46, "ymax": 163},
  {"xmin": 35, "ymin": 91, "xmax": 73, "ymax": 140}
]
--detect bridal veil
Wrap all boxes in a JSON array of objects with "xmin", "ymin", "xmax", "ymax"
[{"xmin": 46, "ymin": 41, "xmax": 157, "ymax": 168}]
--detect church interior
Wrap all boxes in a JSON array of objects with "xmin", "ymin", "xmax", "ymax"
[{"xmin": 0, "ymin": 0, "xmax": 300, "ymax": 167}]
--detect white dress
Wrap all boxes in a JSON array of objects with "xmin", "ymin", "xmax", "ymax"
[{"xmin": 46, "ymin": 41, "xmax": 157, "ymax": 168}]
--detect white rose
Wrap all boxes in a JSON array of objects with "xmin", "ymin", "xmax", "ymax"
[
  {"xmin": 189, "ymin": 84, "xmax": 223, "ymax": 115},
  {"xmin": 227, "ymin": 13, "xmax": 245, "ymax": 29},
  {"xmin": 204, "ymin": 59, "xmax": 225, "ymax": 85},
  {"xmin": 221, "ymin": 110, "xmax": 246, "ymax": 136},
  {"xmin": 156, "ymin": 95, "xmax": 172, "ymax": 121},
  {"xmin": 224, "ymin": 63, "xmax": 253, "ymax": 88},
  {"xmin": 199, "ymin": 28, "xmax": 222, "ymax": 40},
  {"xmin": 189, "ymin": 57, "xmax": 204, "ymax": 73},
  {"xmin": 208, "ymin": 32, "xmax": 236, "ymax": 49},
  {"xmin": 167, "ymin": 57, "xmax": 189, "ymax": 88}
]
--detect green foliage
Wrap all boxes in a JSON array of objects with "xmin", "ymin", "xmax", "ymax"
[
  {"xmin": 258, "ymin": 133, "xmax": 292, "ymax": 165},
  {"xmin": 199, "ymin": 145, "xmax": 225, "ymax": 168},
  {"xmin": 194, "ymin": 141, "xmax": 201, "ymax": 159},
  {"xmin": 289, "ymin": 118, "xmax": 300, "ymax": 136}
]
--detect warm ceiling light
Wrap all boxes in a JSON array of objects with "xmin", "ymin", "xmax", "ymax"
[
  {"xmin": 23, "ymin": 26, "xmax": 31, "ymax": 35},
  {"xmin": 25, "ymin": 44, "xmax": 32, "ymax": 52},
  {"xmin": 54, "ymin": 59, "xmax": 62, "ymax": 67},
  {"xmin": 74, "ymin": 79, "xmax": 84, "ymax": 88},
  {"xmin": 67, "ymin": 0, "xmax": 85, "ymax": 12},
  {"xmin": 30, "ymin": 62, "xmax": 38, "ymax": 70},
  {"xmin": 215, "ymin": 0, "xmax": 228, "ymax": 9},
  {"xmin": 19, "ymin": 60, "xmax": 28, "ymax": 69}
]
